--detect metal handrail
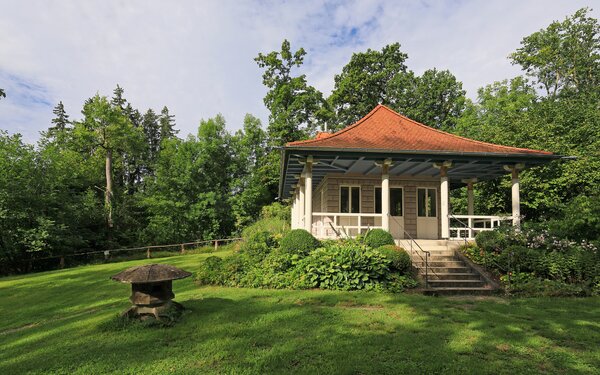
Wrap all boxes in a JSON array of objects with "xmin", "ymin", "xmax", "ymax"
[
  {"xmin": 389, "ymin": 215, "xmax": 438, "ymax": 288},
  {"xmin": 449, "ymin": 213, "xmax": 472, "ymax": 245},
  {"xmin": 449, "ymin": 213, "xmax": 513, "ymax": 292}
]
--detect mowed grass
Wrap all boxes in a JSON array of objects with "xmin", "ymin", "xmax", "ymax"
[{"xmin": 1, "ymin": 252, "xmax": 599, "ymax": 374}]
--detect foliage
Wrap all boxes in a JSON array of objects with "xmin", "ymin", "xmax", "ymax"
[
  {"xmin": 328, "ymin": 43, "xmax": 408, "ymax": 127},
  {"xmin": 260, "ymin": 202, "xmax": 291, "ymax": 221},
  {"xmin": 241, "ymin": 217, "xmax": 290, "ymax": 241},
  {"xmin": 475, "ymin": 230, "xmax": 508, "ymax": 253},
  {"xmin": 389, "ymin": 68, "xmax": 467, "ymax": 130},
  {"xmin": 239, "ymin": 231, "xmax": 278, "ymax": 262},
  {"xmin": 297, "ymin": 242, "xmax": 391, "ymax": 291},
  {"xmin": 279, "ymin": 229, "xmax": 319, "ymax": 257},
  {"xmin": 196, "ymin": 234, "xmax": 415, "ymax": 293},
  {"xmin": 464, "ymin": 227, "xmax": 600, "ymax": 295},
  {"xmin": 255, "ymin": 39, "xmax": 330, "ymax": 198},
  {"xmin": 363, "ymin": 229, "xmax": 395, "ymax": 249},
  {"xmin": 376, "ymin": 245, "xmax": 412, "ymax": 274},
  {"xmin": 510, "ymin": 8, "xmax": 600, "ymax": 97},
  {"xmin": 546, "ymin": 195, "xmax": 600, "ymax": 241},
  {"xmin": 196, "ymin": 256, "xmax": 225, "ymax": 285}
]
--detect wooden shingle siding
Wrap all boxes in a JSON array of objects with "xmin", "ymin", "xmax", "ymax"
[
  {"xmin": 314, "ymin": 174, "xmax": 441, "ymax": 238},
  {"xmin": 404, "ymin": 185, "xmax": 417, "ymax": 238}
]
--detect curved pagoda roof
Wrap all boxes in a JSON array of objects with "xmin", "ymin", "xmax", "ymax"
[
  {"xmin": 279, "ymin": 105, "xmax": 563, "ymax": 199},
  {"xmin": 287, "ymin": 105, "xmax": 551, "ymax": 155}
]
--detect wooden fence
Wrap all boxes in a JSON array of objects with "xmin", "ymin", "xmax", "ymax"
[{"xmin": 13, "ymin": 237, "xmax": 242, "ymax": 274}]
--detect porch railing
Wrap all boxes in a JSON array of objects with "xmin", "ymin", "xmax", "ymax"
[
  {"xmin": 448, "ymin": 214, "xmax": 513, "ymax": 240},
  {"xmin": 311, "ymin": 212, "xmax": 383, "ymax": 239}
]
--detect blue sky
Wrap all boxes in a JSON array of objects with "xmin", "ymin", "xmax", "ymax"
[{"xmin": 0, "ymin": 0, "xmax": 595, "ymax": 142}]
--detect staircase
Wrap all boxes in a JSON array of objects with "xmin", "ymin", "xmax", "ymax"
[{"xmin": 397, "ymin": 239, "xmax": 494, "ymax": 295}]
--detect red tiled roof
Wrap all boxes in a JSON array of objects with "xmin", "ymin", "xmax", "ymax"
[{"xmin": 287, "ymin": 105, "xmax": 553, "ymax": 155}]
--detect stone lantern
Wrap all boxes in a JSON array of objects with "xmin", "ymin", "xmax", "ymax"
[{"xmin": 111, "ymin": 264, "xmax": 191, "ymax": 320}]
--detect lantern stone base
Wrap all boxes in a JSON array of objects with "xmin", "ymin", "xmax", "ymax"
[{"xmin": 121, "ymin": 300, "xmax": 184, "ymax": 321}]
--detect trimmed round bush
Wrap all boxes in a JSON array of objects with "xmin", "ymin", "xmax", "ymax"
[
  {"xmin": 364, "ymin": 229, "xmax": 395, "ymax": 248},
  {"xmin": 376, "ymin": 245, "xmax": 412, "ymax": 274},
  {"xmin": 475, "ymin": 230, "xmax": 507, "ymax": 253},
  {"xmin": 280, "ymin": 229, "xmax": 320, "ymax": 257}
]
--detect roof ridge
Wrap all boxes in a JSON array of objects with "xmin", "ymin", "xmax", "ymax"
[{"xmin": 379, "ymin": 104, "xmax": 551, "ymax": 155}]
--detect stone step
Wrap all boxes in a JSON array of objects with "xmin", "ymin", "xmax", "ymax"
[
  {"xmin": 428, "ymin": 273, "xmax": 481, "ymax": 280},
  {"xmin": 427, "ymin": 255, "xmax": 458, "ymax": 261},
  {"xmin": 415, "ymin": 266, "xmax": 471, "ymax": 273},
  {"xmin": 423, "ymin": 287, "xmax": 493, "ymax": 296},
  {"xmin": 428, "ymin": 279, "xmax": 486, "ymax": 288},
  {"xmin": 414, "ymin": 260, "xmax": 466, "ymax": 267},
  {"xmin": 408, "ymin": 251, "xmax": 455, "ymax": 262}
]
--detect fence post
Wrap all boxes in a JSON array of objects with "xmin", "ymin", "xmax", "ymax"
[
  {"xmin": 147, "ymin": 247, "xmax": 151, "ymax": 259},
  {"xmin": 214, "ymin": 240, "xmax": 219, "ymax": 251},
  {"xmin": 59, "ymin": 256, "xmax": 65, "ymax": 269},
  {"xmin": 180, "ymin": 244, "xmax": 185, "ymax": 254}
]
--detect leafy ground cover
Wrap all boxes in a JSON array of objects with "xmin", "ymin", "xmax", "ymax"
[{"xmin": 1, "ymin": 252, "xmax": 599, "ymax": 374}]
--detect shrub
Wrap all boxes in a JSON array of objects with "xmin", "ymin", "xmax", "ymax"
[
  {"xmin": 196, "ymin": 256, "xmax": 224, "ymax": 285},
  {"xmin": 364, "ymin": 229, "xmax": 395, "ymax": 248},
  {"xmin": 239, "ymin": 231, "xmax": 277, "ymax": 262},
  {"xmin": 280, "ymin": 229, "xmax": 319, "ymax": 257},
  {"xmin": 297, "ymin": 242, "xmax": 391, "ymax": 291},
  {"xmin": 376, "ymin": 245, "xmax": 412, "ymax": 274},
  {"xmin": 384, "ymin": 274, "xmax": 419, "ymax": 293},
  {"xmin": 241, "ymin": 218, "xmax": 289, "ymax": 240},
  {"xmin": 261, "ymin": 202, "xmax": 291, "ymax": 222},
  {"xmin": 497, "ymin": 245, "xmax": 541, "ymax": 273},
  {"xmin": 475, "ymin": 230, "xmax": 507, "ymax": 253}
]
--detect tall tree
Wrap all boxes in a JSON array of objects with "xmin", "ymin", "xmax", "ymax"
[
  {"xmin": 142, "ymin": 108, "xmax": 161, "ymax": 174},
  {"xmin": 143, "ymin": 115, "xmax": 234, "ymax": 243},
  {"xmin": 0, "ymin": 88, "xmax": 5, "ymax": 99},
  {"xmin": 73, "ymin": 95, "xmax": 144, "ymax": 231},
  {"xmin": 159, "ymin": 106, "xmax": 178, "ymax": 141},
  {"xmin": 229, "ymin": 114, "xmax": 270, "ymax": 227},
  {"xmin": 390, "ymin": 68, "xmax": 467, "ymax": 129},
  {"xmin": 328, "ymin": 43, "xmax": 408, "ymax": 128},
  {"xmin": 255, "ymin": 39, "xmax": 329, "ymax": 144},
  {"xmin": 255, "ymin": 39, "xmax": 330, "ymax": 198},
  {"xmin": 45, "ymin": 102, "xmax": 71, "ymax": 142},
  {"xmin": 510, "ymin": 7, "xmax": 600, "ymax": 97}
]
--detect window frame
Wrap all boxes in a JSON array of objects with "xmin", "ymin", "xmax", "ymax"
[
  {"xmin": 375, "ymin": 186, "xmax": 404, "ymax": 217},
  {"xmin": 417, "ymin": 187, "xmax": 437, "ymax": 218},
  {"xmin": 339, "ymin": 185, "xmax": 361, "ymax": 214}
]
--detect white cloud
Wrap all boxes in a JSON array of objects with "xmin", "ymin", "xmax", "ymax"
[{"xmin": 0, "ymin": 0, "xmax": 595, "ymax": 142}]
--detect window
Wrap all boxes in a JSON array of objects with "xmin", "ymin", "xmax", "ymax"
[
  {"xmin": 340, "ymin": 186, "xmax": 360, "ymax": 213},
  {"xmin": 417, "ymin": 188, "xmax": 437, "ymax": 217},
  {"xmin": 375, "ymin": 187, "xmax": 403, "ymax": 216}
]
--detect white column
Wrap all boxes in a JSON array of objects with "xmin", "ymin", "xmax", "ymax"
[
  {"xmin": 297, "ymin": 183, "xmax": 304, "ymax": 230},
  {"xmin": 512, "ymin": 169, "xmax": 520, "ymax": 228},
  {"xmin": 381, "ymin": 163, "xmax": 390, "ymax": 232},
  {"xmin": 304, "ymin": 158, "xmax": 313, "ymax": 232},
  {"xmin": 291, "ymin": 188, "xmax": 298, "ymax": 229},
  {"xmin": 440, "ymin": 167, "xmax": 450, "ymax": 239},
  {"xmin": 467, "ymin": 182, "xmax": 474, "ymax": 216}
]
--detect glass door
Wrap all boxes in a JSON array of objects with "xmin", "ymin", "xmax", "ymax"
[{"xmin": 417, "ymin": 188, "xmax": 438, "ymax": 239}]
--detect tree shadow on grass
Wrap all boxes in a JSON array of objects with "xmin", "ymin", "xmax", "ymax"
[{"xmin": 1, "ymin": 289, "xmax": 598, "ymax": 374}]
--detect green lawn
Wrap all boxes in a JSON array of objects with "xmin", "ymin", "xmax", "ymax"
[{"xmin": 1, "ymin": 252, "xmax": 599, "ymax": 374}]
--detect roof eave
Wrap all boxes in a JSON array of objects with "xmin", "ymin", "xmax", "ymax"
[{"xmin": 284, "ymin": 145, "xmax": 563, "ymax": 160}]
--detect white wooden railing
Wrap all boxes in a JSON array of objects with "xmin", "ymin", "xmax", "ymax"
[
  {"xmin": 311, "ymin": 212, "xmax": 383, "ymax": 239},
  {"xmin": 449, "ymin": 214, "xmax": 513, "ymax": 240}
]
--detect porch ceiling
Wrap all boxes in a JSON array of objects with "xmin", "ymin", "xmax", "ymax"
[{"xmin": 279, "ymin": 148, "xmax": 563, "ymax": 199}]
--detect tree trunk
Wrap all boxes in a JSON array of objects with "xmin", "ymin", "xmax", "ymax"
[{"xmin": 105, "ymin": 148, "xmax": 113, "ymax": 229}]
